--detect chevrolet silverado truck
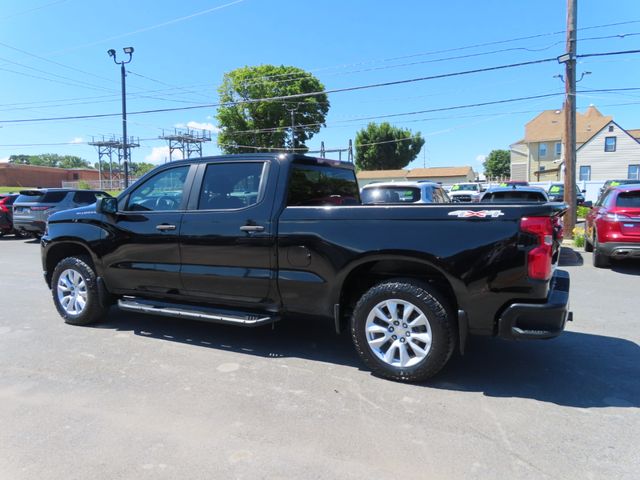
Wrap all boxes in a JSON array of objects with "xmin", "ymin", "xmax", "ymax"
[{"xmin": 41, "ymin": 154, "xmax": 571, "ymax": 382}]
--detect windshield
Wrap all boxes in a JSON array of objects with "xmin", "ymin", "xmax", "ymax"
[
  {"xmin": 361, "ymin": 187, "xmax": 421, "ymax": 204},
  {"xmin": 616, "ymin": 191, "xmax": 640, "ymax": 207},
  {"xmin": 451, "ymin": 184, "xmax": 478, "ymax": 191}
]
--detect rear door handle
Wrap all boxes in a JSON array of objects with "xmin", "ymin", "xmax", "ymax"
[
  {"xmin": 156, "ymin": 224, "xmax": 176, "ymax": 231},
  {"xmin": 240, "ymin": 225, "xmax": 265, "ymax": 232}
]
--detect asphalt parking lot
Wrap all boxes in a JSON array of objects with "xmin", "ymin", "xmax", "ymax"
[{"xmin": 0, "ymin": 237, "xmax": 638, "ymax": 480}]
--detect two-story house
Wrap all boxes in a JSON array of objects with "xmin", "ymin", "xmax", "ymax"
[{"xmin": 509, "ymin": 106, "xmax": 614, "ymax": 181}]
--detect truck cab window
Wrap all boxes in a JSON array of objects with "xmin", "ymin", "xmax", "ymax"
[
  {"xmin": 127, "ymin": 166, "xmax": 189, "ymax": 211},
  {"xmin": 198, "ymin": 162, "xmax": 265, "ymax": 210},
  {"xmin": 287, "ymin": 164, "xmax": 360, "ymax": 206}
]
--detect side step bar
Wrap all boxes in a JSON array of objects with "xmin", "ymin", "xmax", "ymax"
[{"xmin": 117, "ymin": 297, "xmax": 276, "ymax": 327}]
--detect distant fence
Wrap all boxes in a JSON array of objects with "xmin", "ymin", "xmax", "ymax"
[{"xmin": 61, "ymin": 178, "xmax": 140, "ymax": 191}]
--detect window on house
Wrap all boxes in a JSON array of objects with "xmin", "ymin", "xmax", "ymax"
[
  {"xmin": 555, "ymin": 142, "xmax": 562, "ymax": 158},
  {"xmin": 629, "ymin": 164, "xmax": 640, "ymax": 180},
  {"xmin": 608, "ymin": 125, "xmax": 614, "ymax": 132},
  {"xmin": 604, "ymin": 136, "xmax": 617, "ymax": 152},
  {"xmin": 579, "ymin": 166, "xmax": 591, "ymax": 181},
  {"xmin": 538, "ymin": 143, "xmax": 547, "ymax": 158}
]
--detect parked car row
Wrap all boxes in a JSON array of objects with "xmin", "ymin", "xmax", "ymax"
[{"xmin": 1, "ymin": 189, "xmax": 110, "ymax": 238}]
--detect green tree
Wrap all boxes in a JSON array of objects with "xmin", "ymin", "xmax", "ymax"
[
  {"xmin": 482, "ymin": 149, "xmax": 510, "ymax": 179},
  {"xmin": 355, "ymin": 122, "xmax": 425, "ymax": 170},
  {"xmin": 216, "ymin": 65, "xmax": 329, "ymax": 153},
  {"xmin": 130, "ymin": 162, "xmax": 156, "ymax": 176}
]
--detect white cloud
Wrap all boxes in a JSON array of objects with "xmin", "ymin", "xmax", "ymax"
[
  {"xmin": 174, "ymin": 121, "xmax": 221, "ymax": 134},
  {"xmin": 475, "ymin": 154, "xmax": 487, "ymax": 165},
  {"xmin": 145, "ymin": 146, "xmax": 184, "ymax": 164},
  {"xmin": 70, "ymin": 137, "xmax": 84, "ymax": 144}
]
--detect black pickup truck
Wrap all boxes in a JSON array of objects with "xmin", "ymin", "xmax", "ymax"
[{"xmin": 41, "ymin": 154, "xmax": 570, "ymax": 382}]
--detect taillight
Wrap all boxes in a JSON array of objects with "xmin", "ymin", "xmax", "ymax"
[
  {"xmin": 30, "ymin": 206, "xmax": 51, "ymax": 211},
  {"xmin": 520, "ymin": 216, "xmax": 553, "ymax": 281},
  {"xmin": 0, "ymin": 204, "xmax": 7, "ymax": 213},
  {"xmin": 603, "ymin": 212, "xmax": 630, "ymax": 222}
]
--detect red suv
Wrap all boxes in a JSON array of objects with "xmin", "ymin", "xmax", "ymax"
[{"xmin": 585, "ymin": 184, "xmax": 640, "ymax": 267}]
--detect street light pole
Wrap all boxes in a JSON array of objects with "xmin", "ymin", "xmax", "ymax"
[{"xmin": 108, "ymin": 47, "xmax": 134, "ymax": 188}]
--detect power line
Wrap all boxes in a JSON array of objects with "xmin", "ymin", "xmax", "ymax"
[{"xmin": 0, "ymin": 56, "xmax": 560, "ymax": 124}]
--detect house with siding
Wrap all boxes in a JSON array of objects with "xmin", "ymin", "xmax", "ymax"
[
  {"xmin": 406, "ymin": 166, "xmax": 476, "ymax": 184},
  {"xmin": 510, "ymin": 106, "xmax": 613, "ymax": 181},
  {"xmin": 356, "ymin": 169, "xmax": 408, "ymax": 186},
  {"xmin": 576, "ymin": 121, "xmax": 640, "ymax": 181},
  {"xmin": 356, "ymin": 166, "xmax": 476, "ymax": 187}
]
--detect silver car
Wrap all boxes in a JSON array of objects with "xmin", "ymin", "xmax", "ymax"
[
  {"xmin": 12, "ymin": 189, "xmax": 110, "ymax": 236},
  {"xmin": 360, "ymin": 181, "xmax": 450, "ymax": 204}
]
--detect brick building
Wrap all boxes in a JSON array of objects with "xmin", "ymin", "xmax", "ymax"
[{"xmin": 0, "ymin": 163, "xmax": 100, "ymax": 188}]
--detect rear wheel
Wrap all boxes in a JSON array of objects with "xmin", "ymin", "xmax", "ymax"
[
  {"xmin": 584, "ymin": 231, "xmax": 593, "ymax": 252},
  {"xmin": 592, "ymin": 236, "xmax": 610, "ymax": 268},
  {"xmin": 51, "ymin": 256, "xmax": 109, "ymax": 325},
  {"xmin": 351, "ymin": 279, "xmax": 455, "ymax": 382}
]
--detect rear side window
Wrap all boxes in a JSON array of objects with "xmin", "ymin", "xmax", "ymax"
[
  {"xmin": 288, "ymin": 164, "xmax": 360, "ymax": 206},
  {"xmin": 73, "ymin": 191, "xmax": 101, "ymax": 205},
  {"xmin": 41, "ymin": 191, "xmax": 68, "ymax": 203},
  {"xmin": 616, "ymin": 191, "xmax": 640, "ymax": 207},
  {"xmin": 198, "ymin": 162, "xmax": 265, "ymax": 210}
]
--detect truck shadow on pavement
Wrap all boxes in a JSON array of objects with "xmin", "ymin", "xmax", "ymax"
[
  {"xmin": 99, "ymin": 310, "xmax": 639, "ymax": 409},
  {"xmin": 610, "ymin": 259, "xmax": 640, "ymax": 275},
  {"xmin": 558, "ymin": 246, "xmax": 583, "ymax": 266},
  {"xmin": 433, "ymin": 332, "xmax": 640, "ymax": 408}
]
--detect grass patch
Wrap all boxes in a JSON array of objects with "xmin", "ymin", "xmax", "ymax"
[
  {"xmin": 573, "ymin": 226, "xmax": 585, "ymax": 248},
  {"xmin": 577, "ymin": 205, "xmax": 591, "ymax": 219},
  {"xmin": 0, "ymin": 186, "xmax": 35, "ymax": 194}
]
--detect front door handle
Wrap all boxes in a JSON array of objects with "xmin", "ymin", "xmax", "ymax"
[
  {"xmin": 156, "ymin": 224, "xmax": 176, "ymax": 231},
  {"xmin": 240, "ymin": 225, "xmax": 264, "ymax": 233}
]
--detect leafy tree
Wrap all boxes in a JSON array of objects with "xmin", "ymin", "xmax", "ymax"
[
  {"xmin": 355, "ymin": 122, "xmax": 425, "ymax": 170},
  {"xmin": 216, "ymin": 65, "xmax": 329, "ymax": 153},
  {"xmin": 482, "ymin": 149, "xmax": 510, "ymax": 179},
  {"xmin": 130, "ymin": 162, "xmax": 156, "ymax": 176}
]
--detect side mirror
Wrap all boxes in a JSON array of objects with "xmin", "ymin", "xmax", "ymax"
[
  {"xmin": 581, "ymin": 189, "xmax": 586, "ymax": 193},
  {"xmin": 96, "ymin": 196, "xmax": 118, "ymax": 214},
  {"xmin": 583, "ymin": 201, "xmax": 593, "ymax": 208}
]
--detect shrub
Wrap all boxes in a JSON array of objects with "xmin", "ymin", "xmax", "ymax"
[
  {"xmin": 573, "ymin": 226, "xmax": 585, "ymax": 248},
  {"xmin": 576, "ymin": 206, "xmax": 590, "ymax": 219},
  {"xmin": 77, "ymin": 180, "xmax": 91, "ymax": 190}
]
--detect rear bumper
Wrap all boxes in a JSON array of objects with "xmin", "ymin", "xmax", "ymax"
[
  {"xmin": 498, "ymin": 269, "xmax": 571, "ymax": 340},
  {"xmin": 598, "ymin": 241, "xmax": 640, "ymax": 258},
  {"xmin": 13, "ymin": 219, "xmax": 46, "ymax": 234}
]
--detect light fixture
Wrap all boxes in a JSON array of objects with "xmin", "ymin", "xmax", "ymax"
[
  {"xmin": 107, "ymin": 49, "xmax": 116, "ymax": 57},
  {"xmin": 123, "ymin": 46, "xmax": 134, "ymax": 55}
]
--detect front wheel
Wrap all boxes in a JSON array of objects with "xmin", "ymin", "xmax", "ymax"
[
  {"xmin": 51, "ymin": 256, "xmax": 109, "ymax": 325},
  {"xmin": 351, "ymin": 280, "xmax": 456, "ymax": 382}
]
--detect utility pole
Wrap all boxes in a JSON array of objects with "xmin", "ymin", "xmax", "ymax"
[
  {"xmin": 284, "ymin": 104, "xmax": 297, "ymax": 152},
  {"xmin": 108, "ymin": 47, "xmax": 134, "ymax": 188},
  {"xmin": 562, "ymin": 0, "xmax": 577, "ymax": 236}
]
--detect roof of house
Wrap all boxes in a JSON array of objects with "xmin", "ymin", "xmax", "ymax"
[
  {"xmin": 627, "ymin": 129, "xmax": 640, "ymax": 140},
  {"xmin": 523, "ymin": 105, "xmax": 612, "ymax": 144},
  {"xmin": 406, "ymin": 166, "xmax": 474, "ymax": 178},
  {"xmin": 356, "ymin": 169, "xmax": 408, "ymax": 179}
]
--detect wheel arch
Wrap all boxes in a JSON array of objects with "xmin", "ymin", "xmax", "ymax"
[
  {"xmin": 334, "ymin": 253, "xmax": 462, "ymax": 327},
  {"xmin": 44, "ymin": 240, "xmax": 100, "ymax": 288}
]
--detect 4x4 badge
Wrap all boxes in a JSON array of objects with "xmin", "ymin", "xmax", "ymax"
[{"xmin": 448, "ymin": 210, "xmax": 505, "ymax": 218}]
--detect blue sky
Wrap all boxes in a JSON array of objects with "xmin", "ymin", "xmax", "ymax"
[{"xmin": 1, "ymin": 0, "xmax": 639, "ymax": 172}]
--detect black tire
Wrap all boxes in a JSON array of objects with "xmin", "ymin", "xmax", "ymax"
[
  {"xmin": 592, "ymin": 237, "xmax": 610, "ymax": 268},
  {"xmin": 351, "ymin": 279, "xmax": 456, "ymax": 382},
  {"xmin": 51, "ymin": 255, "xmax": 109, "ymax": 325},
  {"xmin": 584, "ymin": 232, "xmax": 593, "ymax": 252}
]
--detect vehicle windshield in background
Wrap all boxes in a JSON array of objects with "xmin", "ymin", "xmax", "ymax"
[
  {"xmin": 483, "ymin": 191, "xmax": 547, "ymax": 203},
  {"xmin": 287, "ymin": 164, "xmax": 360, "ymax": 206},
  {"xmin": 451, "ymin": 184, "xmax": 479, "ymax": 191},
  {"xmin": 361, "ymin": 187, "xmax": 421, "ymax": 204}
]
